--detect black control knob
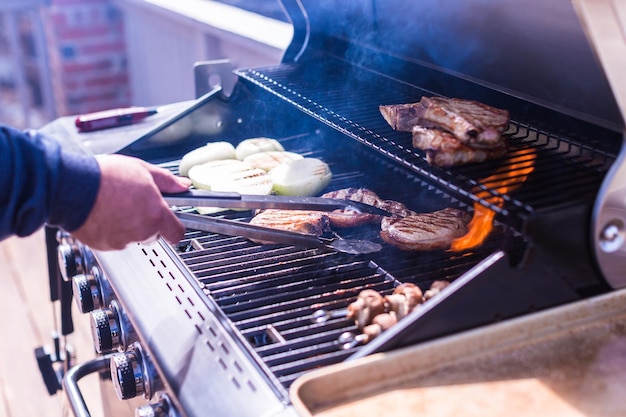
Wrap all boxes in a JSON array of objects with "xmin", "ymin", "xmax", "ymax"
[
  {"xmin": 110, "ymin": 346, "xmax": 144, "ymax": 400},
  {"xmin": 90, "ymin": 301, "xmax": 135, "ymax": 353},
  {"xmin": 72, "ymin": 266, "xmax": 112, "ymax": 313},
  {"xmin": 110, "ymin": 343, "xmax": 162, "ymax": 401},
  {"xmin": 57, "ymin": 241, "xmax": 86, "ymax": 282}
]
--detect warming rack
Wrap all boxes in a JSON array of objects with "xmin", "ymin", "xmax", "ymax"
[{"xmin": 235, "ymin": 59, "xmax": 618, "ymax": 231}]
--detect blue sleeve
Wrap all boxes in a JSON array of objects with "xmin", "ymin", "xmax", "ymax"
[{"xmin": 0, "ymin": 124, "xmax": 101, "ymax": 239}]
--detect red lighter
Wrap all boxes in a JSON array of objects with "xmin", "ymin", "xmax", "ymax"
[{"xmin": 75, "ymin": 107, "xmax": 158, "ymax": 132}]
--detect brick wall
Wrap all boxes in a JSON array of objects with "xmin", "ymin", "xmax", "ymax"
[{"xmin": 43, "ymin": 0, "xmax": 130, "ymax": 116}]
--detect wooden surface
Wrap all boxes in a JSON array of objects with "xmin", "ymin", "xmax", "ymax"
[{"xmin": 0, "ymin": 229, "xmax": 104, "ymax": 417}]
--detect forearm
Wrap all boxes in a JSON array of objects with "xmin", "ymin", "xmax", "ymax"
[{"xmin": 0, "ymin": 125, "xmax": 100, "ymax": 239}]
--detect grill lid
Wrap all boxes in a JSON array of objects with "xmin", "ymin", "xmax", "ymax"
[{"xmin": 280, "ymin": 0, "xmax": 623, "ymax": 131}]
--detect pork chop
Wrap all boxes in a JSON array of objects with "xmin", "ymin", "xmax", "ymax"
[
  {"xmin": 412, "ymin": 125, "xmax": 507, "ymax": 167},
  {"xmin": 322, "ymin": 188, "xmax": 416, "ymax": 227},
  {"xmin": 415, "ymin": 97, "xmax": 510, "ymax": 148},
  {"xmin": 380, "ymin": 208, "xmax": 471, "ymax": 251},
  {"xmin": 249, "ymin": 209, "xmax": 331, "ymax": 244}
]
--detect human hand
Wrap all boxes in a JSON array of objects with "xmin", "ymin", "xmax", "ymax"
[{"xmin": 71, "ymin": 154, "xmax": 191, "ymax": 250}]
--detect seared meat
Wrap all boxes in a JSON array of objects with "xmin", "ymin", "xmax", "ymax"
[
  {"xmin": 378, "ymin": 199, "xmax": 417, "ymax": 218},
  {"xmin": 415, "ymin": 97, "xmax": 510, "ymax": 148},
  {"xmin": 412, "ymin": 125, "xmax": 507, "ymax": 167},
  {"xmin": 249, "ymin": 209, "xmax": 331, "ymax": 244},
  {"xmin": 346, "ymin": 289, "xmax": 386, "ymax": 329},
  {"xmin": 380, "ymin": 208, "xmax": 472, "ymax": 251},
  {"xmin": 380, "ymin": 96, "xmax": 510, "ymax": 166},
  {"xmin": 379, "ymin": 103, "xmax": 424, "ymax": 132},
  {"xmin": 321, "ymin": 188, "xmax": 416, "ymax": 228},
  {"xmin": 321, "ymin": 188, "xmax": 384, "ymax": 227}
]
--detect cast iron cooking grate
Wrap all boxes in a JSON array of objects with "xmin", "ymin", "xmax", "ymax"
[
  {"xmin": 235, "ymin": 59, "xmax": 617, "ymax": 229},
  {"xmin": 177, "ymin": 224, "xmax": 509, "ymax": 388},
  {"xmin": 169, "ymin": 135, "xmax": 525, "ymax": 389}
]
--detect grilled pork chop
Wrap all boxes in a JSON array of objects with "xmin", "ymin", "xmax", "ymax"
[
  {"xmin": 249, "ymin": 209, "xmax": 331, "ymax": 244},
  {"xmin": 380, "ymin": 96, "xmax": 510, "ymax": 148},
  {"xmin": 321, "ymin": 188, "xmax": 416, "ymax": 227},
  {"xmin": 415, "ymin": 97, "xmax": 510, "ymax": 148},
  {"xmin": 380, "ymin": 208, "xmax": 471, "ymax": 251},
  {"xmin": 379, "ymin": 103, "xmax": 424, "ymax": 132},
  {"xmin": 412, "ymin": 125, "xmax": 507, "ymax": 167},
  {"xmin": 321, "ymin": 188, "xmax": 384, "ymax": 227}
]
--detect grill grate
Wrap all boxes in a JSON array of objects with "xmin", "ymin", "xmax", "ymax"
[
  {"xmin": 179, "ymin": 232, "xmax": 398, "ymax": 388},
  {"xmin": 235, "ymin": 60, "xmax": 617, "ymax": 228},
  {"xmin": 178, "ymin": 225, "xmax": 519, "ymax": 388},
  {"xmin": 170, "ymin": 134, "xmax": 526, "ymax": 389}
]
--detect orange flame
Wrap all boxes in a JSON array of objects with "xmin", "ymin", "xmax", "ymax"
[{"xmin": 450, "ymin": 148, "xmax": 537, "ymax": 251}]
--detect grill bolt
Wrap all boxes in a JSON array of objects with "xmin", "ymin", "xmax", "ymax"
[
  {"xmin": 338, "ymin": 332, "xmax": 367, "ymax": 350},
  {"xmin": 311, "ymin": 308, "xmax": 349, "ymax": 324}
]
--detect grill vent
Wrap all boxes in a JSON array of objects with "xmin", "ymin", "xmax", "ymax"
[
  {"xmin": 138, "ymin": 244, "xmax": 262, "ymax": 395},
  {"xmin": 140, "ymin": 245, "xmax": 206, "ymax": 334}
]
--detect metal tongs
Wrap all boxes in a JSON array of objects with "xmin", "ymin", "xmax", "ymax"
[
  {"xmin": 164, "ymin": 190, "xmax": 390, "ymax": 255},
  {"xmin": 163, "ymin": 189, "xmax": 392, "ymax": 215}
]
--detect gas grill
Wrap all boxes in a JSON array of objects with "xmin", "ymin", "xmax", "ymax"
[{"xmin": 38, "ymin": 0, "xmax": 626, "ymax": 416}]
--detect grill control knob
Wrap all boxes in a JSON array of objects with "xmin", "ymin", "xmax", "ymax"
[
  {"xmin": 57, "ymin": 241, "xmax": 86, "ymax": 282},
  {"xmin": 90, "ymin": 301, "xmax": 135, "ymax": 353},
  {"xmin": 110, "ymin": 343, "xmax": 162, "ymax": 400},
  {"xmin": 110, "ymin": 346, "xmax": 143, "ymax": 400},
  {"xmin": 135, "ymin": 394, "xmax": 179, "ymax": 417},
  {"xmin": 72, "ymin": 266, "xmax": 113, "ymax": 313}
]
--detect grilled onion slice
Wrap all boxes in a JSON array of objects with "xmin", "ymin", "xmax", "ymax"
[
  {"xmin": 188, "ymin": 159, "xmax": 273, "ymax": 214},
  {"xmin": 178, "ymin": 141, "xmax": 236, "ymax": 177},
  {"xmin": 235, "ymin": 137, "xmax": 284, "ymax": 160},
  {"xmin": 243, "ymin": 151, "xmax": 303, "ymax": 172},
  {"xmin": 269, "ymin": 157, "xmax": 332, "ymax": 196},
  {"xmin": 188, "ymin": 159, "xmax": 272, "ymax": 195}
]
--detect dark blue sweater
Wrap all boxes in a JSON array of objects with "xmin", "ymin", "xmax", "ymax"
[{"xmin": 0, "ymin": 125, "xmax": 100, "ymax": 239}]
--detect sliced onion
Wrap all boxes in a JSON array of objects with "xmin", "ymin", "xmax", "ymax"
[
  {"xmin": 269, "ymin": 158, "xmax": 333, "ymax": 196},
  {"xmin": 211, "ymin": 167, "xmax": 273, "ymax": 195},
  {"xmin": 178, "ymin": 142, "xmax": 236, "ymax": 177},
  {"xmin": 235, "ymin": 137, "xmax": 284, "ymax": 160},
  {"xmin": 243, "ymin": 151, "xmax": 303, "ymax": 172},
  {"xmin": 189, "ymin": 159, "xmax": 273, "ymax": 213},
  {"xmin": 188, "ymin": 159, "xmax": 250, "ymax": 190}
]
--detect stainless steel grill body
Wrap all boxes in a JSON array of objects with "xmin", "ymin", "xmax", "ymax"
[{"xmin": 48, "ymin": 1, "xmax": 626, "ymax": 416}]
